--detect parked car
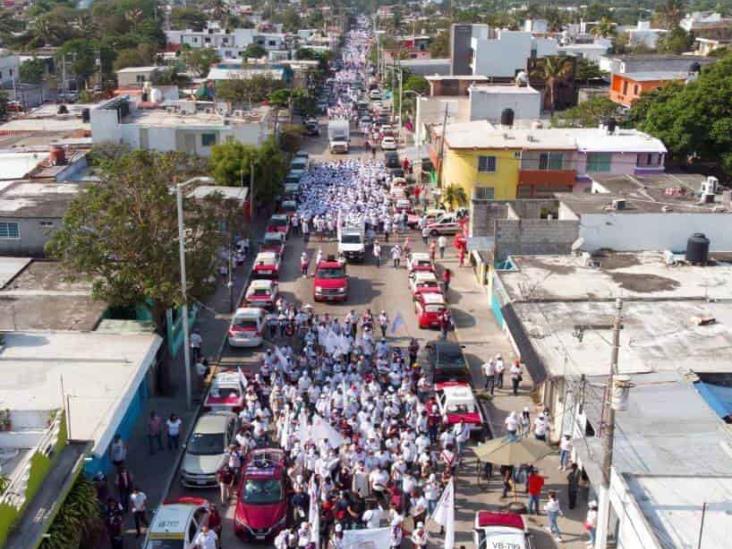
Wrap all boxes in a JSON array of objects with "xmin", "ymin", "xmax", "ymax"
[
  {"xmin": 252, "ymin": 252, "xmax": 281, "ymax": 279},
  {"xmin": 431, "ymin": 381, "xmax": 484, "ymax": 435},
  {"xmin": 181, "ymin": 412, "xmax": 238, "ymax": 488},
  {"xmin": 409, "ymin": 271, "xmax": 441, "ymax": 296},
  {"xmin": 261, "ymin": 232, "xmax": 286, "ymax": 255},
  {"xmin": 244, "ymin": 279, "xmax": 279, "ymax": 309},
  {"xmin": 381, "ymin": 136, "xmax": 397, "ymax": 150},
  {"xmin": 415, "ymin": 291, "xmax": 447, "ymax": 329},
  {"xmin": 234, "ymin": 448, "xmax": 289, "ymax": 541},
  {"xmin": 143, "ymin": 497, "xmax": 221, "ymax": 549},
  {"xmin": 369, "ymin": 89, "xmax": 382, "ymax": 100},
  {"xmin": 426, "ymin": 213, "xmax": 462, "ymax": 236},
  {"xmin": 425, "ymin": 340, "xmax": 471, "ymax": 385},
  {"xmin": 474, "ymin": 511, "xmax": 532, "ymax": 549},
  {"xmin": 227, "ymin": 307, "xmax": 266, "ymax": 348},
  {"xmin": 266, "ymin": 214, "xmax": 290, "ymax": 236},
  {"xmin": 203, "ymin": 371, "xmax": 247, "ymax": 414},
  {"xmin": 407, "ymin": 252, "xmax": 435, "ymax": 274}
]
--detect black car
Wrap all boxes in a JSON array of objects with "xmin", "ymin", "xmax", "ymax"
[
  {"xmin": 425, "ymin": 340, "xmax": 472, "ymax": 385},
  {"xmin": 384, "ymin": 151, "xmax": 400, "ymax": 169}
]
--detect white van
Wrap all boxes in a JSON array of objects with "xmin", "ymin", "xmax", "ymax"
[{"xmin": 227, "ymin": 307, "xmax": 266, "ymax": 347}]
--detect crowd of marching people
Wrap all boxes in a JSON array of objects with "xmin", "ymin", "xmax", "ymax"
[{"xmin": 219, "ymin": 305, "xmax": 459, "ymax": 549}]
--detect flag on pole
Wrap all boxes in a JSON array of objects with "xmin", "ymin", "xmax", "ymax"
[
  {"xmin": 430, "ymin": 478, "xmax": 455, "ymax": 549},
  {"xmin": 389, "ymin": 311, "xmax": 406, "ymax": 336},
  {"xmin": 308, "ymin": 477, "xmax": 320, "ymax": 546}
]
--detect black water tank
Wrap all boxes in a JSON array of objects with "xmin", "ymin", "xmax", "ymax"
[
  {"xmin": 500, "ymin": 108, "xmax": 515, "ymax": 127},
  {"xmin": 686, "ymin": 233, "xmax": 710, "ymax": 264},
  {"xmin": 81, "ymin": 108, "xmax": 90, "ymax": 123}
]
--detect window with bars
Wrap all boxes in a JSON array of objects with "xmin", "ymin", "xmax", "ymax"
[
  {"xmin": 477, "ymin": 156, "xmax": 496, "ymax": 172},
  {"xmin": 0, "ymin": 222, "xmax": 20, "ymax": 239},
  {"xmin": 474, "ymin": 186, "xmax": 495, "ymax": 200}
]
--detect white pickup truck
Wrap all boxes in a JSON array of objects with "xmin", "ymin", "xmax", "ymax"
[{"xmin": 328, "ymin": 119, "xmax": 350, "ymax": 154}]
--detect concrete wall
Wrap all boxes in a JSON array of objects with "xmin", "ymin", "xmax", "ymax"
[
  {"xmin": 470, "ymin": 199, "xmax": 510, "ymax": 236},
  {"xmin": 90, "ymin": 107, "xmax": 123, "ymax": 144},
  {"xmin": 494, "ymin": 218, "xmax": 579, "ymax": 260},
  {"xmin": 468, "ymin": 87, "xmax": 542, "ymax": 122},
  {"xmin": 578, "ymin": 212, "xmax": 732, "ymax": 252},
  {"xmin": 472, "ymin": 32, "xmax": 533, "ymax": 77},
  {"xmin": 450, "ymin": 24, "xmax": 489, "ymax": 76},
  {"xmin": 0, "ymin": 55, "xmax": 19, "ymax": 87},
  {"xmin": 0, "ymin": 217, "xmax": 60, "ymax": 257}
]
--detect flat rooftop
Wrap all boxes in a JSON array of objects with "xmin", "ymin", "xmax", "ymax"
[
  {"xmin": 622, "ymin": 70, "xmax": 690, "ymax": 81},
  {"xmin": 558, "ymin": 173, "xmax": 715, "ymax": 214},
  {"xmin": 626, "ymin": 474, "xmax": 732, "ymax": 548},
  {"xmin": 0, "ymin": 152, "xmax": 44, "ymax": 180},
  {"xmin": 0, "ymin": 260, "xmax": 106, "ymax": 331},
  {"xmin": 0, "ymin": 180, "xmax": 81, "ymax": 218},
  {"xmin": 128, "ymin": 105, "xmax": 270, "ymax": 126},
  {"xmin": 0, "ymin": 331, "xmax": 162, "ymax": 455},
  {"xmin": 469, "ymin": 85, "xmax": 541, "ymax": 95}
]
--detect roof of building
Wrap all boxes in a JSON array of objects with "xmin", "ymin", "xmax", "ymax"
[
  {"xmin": 499, "ymin": 251, "xmax": 732, "ymax": 378},
  {"xmin": 0, "ymin": 257, "xmax": 31, "ymax": 289},
  {"xmin": 205, "ymin": 66, "xmax": 285, "ymax": 80},
  {"xmin": 0, "ymin": 180, "xmax": 81, "ymax": 218},
  {"xmin": 127, "ymin": 105, "xmax": 269, "ymax": 127},
  {"xmin": 0, "ymin": 260, "xmax": 106, "ymax": 331},
  {"xmin": 469, "ymin": 85, "xmax": 541, "ymax": 95},
  {"xmin": 0, "ymin": 152, "xmax": 46, "ymax": 180},
  {"xmin": 619, "ymin": 70, "xmax": 691, "ymax": 82},
  {"xmin": 558, "ymin": 173, "xmax": 714, "ymax": 214},
  {"xmin": 625, "ymin": 474, "xmax": 732, "ymax": 549},
  {"xmin": 115, "ymin": 65, "xmax": 160, "ymax": 74},
  {"xmin": 425, "ymin": 75, "xmax": 490, "ymax": 82},
  {"xmin": 0, "ymin": 331, "xmax": 162, "ymax": 455}
]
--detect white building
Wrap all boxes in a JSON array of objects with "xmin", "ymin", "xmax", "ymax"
[
  {"xmin": 0, "ymin": 50, "xmax": 20, "ymax": 87},
  {"xmin": 558, "ymin": 39, "xmax": 612, "ymax": 63},
  {"xmin": 166, "ymin": 22, "xmax": 255, "ymax": 60},
  {"xmin": 116, "ymin": 66, "xmax": 160, "ymax": 87},
  {"xmin": 90, "ymin": 97, "xmax": 272, "ymax": 156},
  {"xmin": 471, "ymin": 31, "xmax": 558, "ymax": 78},
  {"xmin": 523, "ymin": 19, "xmax": 548, "ymax": 34},
  {"xmin": 681, "ymin": 11, "xmax": 732, "ymax": 31},
  {"xmin": 468, "ymin": 84, "xmax": 541, "ymax": 123},
  {"xmin": 255, "ymin": 32, "xmax": 287, "ymax": 51},
  {"xmin": 622, "ymin": 21, "xmax": 668, "ymax": 49}
]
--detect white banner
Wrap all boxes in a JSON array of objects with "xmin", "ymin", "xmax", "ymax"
[
  {"xmin": 342, "ymin": 527, "xmax": 391, "ymax": 549},
  {"xmin": 430, "ymin": 478, "xmax": 455, "ymax": 549},
  {"xmin": 298, "ymin": 414, "xmax": 347, "ymax": 448}
]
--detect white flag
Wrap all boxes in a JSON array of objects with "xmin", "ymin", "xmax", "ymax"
[
  {"xmin": 430, "ymin": 478, "xmax": 455, "ymax": 549},
  {"xmin": 308, "ymin": 477, "xmax": 320, "ymax": 546},
  {"xmin": 389, "ymin": 311, "xmax": 406, "ymax": 335},
  {"xmin": 237, "ymin": 367, "xmax": 248, "ymax": 388}
]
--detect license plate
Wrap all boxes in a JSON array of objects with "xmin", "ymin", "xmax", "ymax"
[
  {"xmin": 196, "ymin": 479, "xmax": 208, "ymax": 485},
  {"xmin": 255, "ymin": 535, "xmax": 265, "ymax": 540}
]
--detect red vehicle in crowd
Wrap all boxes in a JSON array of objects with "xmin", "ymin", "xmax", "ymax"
[
  {"xmin": 430, "ymin": 381, "xmax": 485, "ymax": 436},
  {"xmin": 203, "ymin": 371, "xmax": 246, "ymax": 414},
  {"xmin": 261, "ymin": 232, "xmax": 286, "ymax": 256},
  {"xmin": 252, "ymin": 252, "xmax": 281, "ymax": 279},
  {"xmin": 407, "ymin": 252, "xmax": 435, "ymax": 274},
  {"xmin": 244, "ymin": 279, "xmax": 279, "ymax": 310},
  {"xmin": 234, "ymin": 449, "xmax": 288, "ymax": 542},
  {"xmin": 313, "ymin": 256, "xmax": 348, "ymax": 302},
  {"xmin": 267, "ymin": 214, "xmax": 290, "ymax": 237},
  {"xmin": 415, "ymin": 291, "xmax": 447, "ymax": 329}
]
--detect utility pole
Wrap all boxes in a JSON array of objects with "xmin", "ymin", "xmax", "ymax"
[
  {"xmin": 397, "ymin": 68, "xmax": 403, "ymax": 145},
  {"xmin": 176, "ymin": 183, "xmax": 193, "ymax": 410},
  {"xmin": 437, "ymin": 103, "xmax": 449, "ymax": 189},
  {"xmin": 596, "ymin": 297, "xmax": 624, "ymax": 549},
  {"xmin": 249, "ymin": 161, "xmax": 255, "ymax": 219}
]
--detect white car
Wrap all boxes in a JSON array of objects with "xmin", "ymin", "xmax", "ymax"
[
  {"xmin": 369, "ymin": 89, "xmax": 382, "ymax": 100},
  {"xmin": 143, "ymin": 497, "xmax": 220, "ymax": 548},
  {"xmin": 181, "ymin": 412, "xmax": 238, "ymax": 488},
  {"xmin": 409, "ymin": 271, "xmax": 440, "ymax": 295},
  {"xmin": 407, "ymin": 252, "xmax": 435, "ymax": 273},
  {"xmin": 433, "ymin": 381, "xmax": 485, "ymax": 433},
  {"xmin": 244, "ymin": 279, "xmax": 279, "ymax": 309},
  {"xmin": 252, "ymin": 251, "xmax": 281, "ymax": 279},
  {"xmin": 381, "ymin": 136, "xmax": 397, "ymax": 150},
  {"xmin": 227, "ymin": 307, "xmax": 266, "ymax": 348},
  {"xmin": 426, "ymin": 213, "xmax": 461, "ymax": 236},
  {"xmin": 473, "ymin": 510, "xmax": 532, "ymax": 549}
]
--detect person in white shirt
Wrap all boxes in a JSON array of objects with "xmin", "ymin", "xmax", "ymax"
[
  {"xmin": 437, "ymin": 235, "xmax": 447, "ymax": 258},
  {"xmin": 504, "ymin": 411, "xmax": 519, "ymax": 440},
  {"xmin": 559, "ymin": 434, "xmax": 572, "ymax": 471},
  {"xmin": 130, "ymin": 487, "xmax": 148, "ymax": 537},
  {"xmin": 193, "ymin": 526, "xmax": 218, "ymax": 549},
  {"xmin": 534, "ymin": 413, "xmax": 549, "ymax": 441},
  {"xmin": 544, "ymin": 490, "xmax": 563, "ymax": 542},
  {"xmin": 494, "ymin": 354, "xmax": 505, "ymax": 388},
  {"xmin": 166, "ymin": 414, "xmax": 182, "ymax": 450},
  {"xmin": 483, "ymin": 359, "xmax": 496, "ymax": 394},
  {"xmin": 585, "ymin": 500, "xmax": 598, "ymax": 546},
  {"xmin": 190, "ymin": 329, "xmax": 203, "ymax": 363},
  {"xmin": 411, "ymin": 522, "xmax": 428, "ymax": 549},
  {"xmin": 510, "ymin": 361, "xmax": 523, "ymax": 396},
  {"xmin": 362, "ymin": 504, "xmax": 385, "ymax": 528}
]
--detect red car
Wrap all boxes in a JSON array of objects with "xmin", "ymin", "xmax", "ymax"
[
  {"xmin": 234, "ymin": 448, "xmax": 288, "ymax": 542},
  {"xmin": 252, "ymin": 252, "xmax": 281, "ymax": 279},
  {"xmin": 415, "ymin": 291, "xmax": 447, "ymax": 329},
  {"xmin": 313, "ymin": 256, "xmax": 348, "ymax": 302},
  {"xmin": 261, "ymin": 232, "xmax": 286, "ymax": 256},
  {"xmin": 267, "ymin": 214, "xmax": 290, "ymax": 236}
]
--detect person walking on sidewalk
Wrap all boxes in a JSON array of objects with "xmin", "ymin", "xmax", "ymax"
[
  {"xmin": 217, "ymin": 464, "xmax": 235, "ymax": 504},
  {"xmin": 504, "ymin": 411, "xmax": 519, "ymax": 441},
  {"xmin": 442, "ymin": 268, "xmax": 452, "ymax": 293},
  {"xmin": 373, "ymin": 240, "xmax": 382, "ymax": 268},
  {"xmin": 500, "ymin": 465, "xmax": 513, "ymax": 498},
  {"xmin": 147, "ymin": 412, "xmax": 163, "ymax": 455},
  {"xmin": 190, "ymin": 329, "xmax": 203, "ymax": 363},
  {"xmin": 130, "ymin": 486, "xmax": 149, "ymax": 537},
  {"xmin": 104, "ymin": 497, "xmax": 124, "ymax": 549},
  {"xmin": 510, "ymin": 361, "xmax": 523, "ymax": 396},
  {"xmin": 115, "ymin": 465, "xmax": 133, "ymax": 513},
  {"xmin": 378, "ymin": 311, "xmax": 389, "ymax": 338},
  {"xmin": 520, "ymin": 407, "xmax": 531, "ymax": 437},
  {"xmin": 585, "ymin": 500, "xmax": 599, "ymax": 546},
  {"xmin": 166, "ymin": 413, "xmax": 182, "ymax": 450},
  {"xmin": 534, "ymin": 413, "xmax": 550, "ymax": 442},
  {"xmin": 109, "ymin": 434, "xmax": 127, "ymax": 470},
  {"xmin": 421, "ymin": 225, "xmax": 430, "ymax": 245},
  {"xmin": 527, "ymin": 469, "xmax": 544, "ymax": 515},
  {"xmin": 482, "ymin": 359, "xmax": 496, "ymax": 394},
  {"xmin": 545, "ymin": 491, "xmax": 564, "ymax": 542},
  {"xmin": 567, "ymin": 463, "xmax": 581, "ymax": 509},
  {"xmin": 391, "ymin": 244, "xmax": 402, "ymax": 268},
  {"xmin": 429, "ymin": 239, "xmax": 437, "ymax": 262},
  {"xmin": 437, "ymin": 235, "xmax": 447, "ymax": 259},
  {"xmin": 559, "ymin": 435, "xmax": 572, "ymax": 471},
  {"xmin": 494, "ymin": 354, "xmax": 505, "ymax": 388}
]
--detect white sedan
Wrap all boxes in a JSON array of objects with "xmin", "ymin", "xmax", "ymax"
[{"xmin": 381, "ymin": 136, "xmax": 397, "ymax": 150}]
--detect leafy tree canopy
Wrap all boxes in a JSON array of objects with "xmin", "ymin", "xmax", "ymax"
[
  {"xmin": 181, "ymin": 47, "xmax": 220, "ymax": 77},
  {"xmin": 552, "ymin": 96, "xmax": 620, "ymax": 128},
  {"xmin": 170, "ymin": 7, "xmax": 207, "ymax": 31}
]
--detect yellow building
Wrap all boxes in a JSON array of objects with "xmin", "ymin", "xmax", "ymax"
[{"xmin": 432, "ymin": 121, "xmax": 578, "ymax": 200}]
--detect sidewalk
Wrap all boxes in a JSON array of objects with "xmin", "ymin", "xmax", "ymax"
[{"xmin": 439, "ymin": 248, "xmax": 591, "ymax": 549}]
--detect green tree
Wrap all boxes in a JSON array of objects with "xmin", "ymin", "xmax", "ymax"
[
  {"xmin": 576, "ymin": 58, "xmax": 605, "ymax": 81},
  {"xmin": 657, "ymin": 26, "xmax": 694, "ymax": 54},
  {"xmin": 296, "ymin": 47, "xmax": 319, "ymax": 60},
  {"xmin": 551, "ymin": 97, "xmax": 619, "ymax": 128},
  {"xmin": 181, "ymin": 47, "xmax": 220, "ymax": 77},
  {"xmin": 429, "ymin": 30, "xmax": 449, "ymax": 57},
  {"xmin": 170, "ymin": 7, "xmax": 207, "ymax": 31},
  {"xmin": 655, "ymin": 0, "xmax": 686, "ymax": 29},
  {"xmin": 634, "ymin": 53, "xmax": 732, "ymax": 175},
  {"xmin": 242, "ymin": 43, "xmax": 267, "ymax": 60},
  {"xmin": 216, "ymin": 75, "xmax": 283, "ymax": 106},
  {"xmin": 113, "ymin": 48, "xmax": 147, "ymax": 71},
  {"xmin": 583, "ymin": 3, "xmax": 612, "ymax": 21},
  {"xmin": 592, "ymin": 17, "xmax": 616, "ymax": 38},
  {"xmin": 56, "ymin": 39, "xmax": 99, "ymax": 86},
  {"xmin": 531, "ymin": 56, "xmax": 574, "ymax": 113},
  {"xmin": 443, "ymin": 184, "xmax": 468, "ymax": 211},
  {"xmin": 40, "ymin": 476, "xmax": 103, "ymax": 549},
  {"xmin": 46, "ymin": 150, "xmax": 220, "ymax": 333},
  {"xmin": 152, "ymin": 66, "xmax": 192, "ymax": 87},
  {"xmin": 20, "ymin": 58, "xmax": 47, "ymax": 84}
]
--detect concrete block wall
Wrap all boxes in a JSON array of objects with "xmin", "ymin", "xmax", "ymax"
[
  {"xmin": 470, "ymin": 199, "xmax": 509, "ymax": 236},
  {"xmin": 494, "ymin": 219, "xmax": 579, "ymax": 261}
]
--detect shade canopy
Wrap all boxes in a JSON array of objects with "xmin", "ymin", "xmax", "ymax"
[{"xmin": 473, "ymin": 436, "xmax": 554, "ymax": 465}]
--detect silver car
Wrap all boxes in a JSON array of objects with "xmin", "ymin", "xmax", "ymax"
[{"xmin": 180, "ymin": 412, "xmax": 237, "ymax": 488}]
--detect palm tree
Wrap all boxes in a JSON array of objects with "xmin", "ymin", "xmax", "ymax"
[
  {"xmin": 531, "ymin": 56, "xmax": 574, "ymax": 113},
  {"xmin": 656, "ymin": 0, "xmax": 685, "ymax": 29},
  {"xmin": 207, "ymin": 0, "xmax": 229, "ymax": 23},
  {"xmin": 443, "ymin": 184, "xmax": 468, "ymax": 211},
  {"xmin": 592, "ymin": 17, "xmax": 616, "ymax": 39}
]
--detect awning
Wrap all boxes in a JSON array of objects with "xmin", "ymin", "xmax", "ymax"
[{"xmin": 695, "ymin": 382, "xmax": 732, "ymax": 420}]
